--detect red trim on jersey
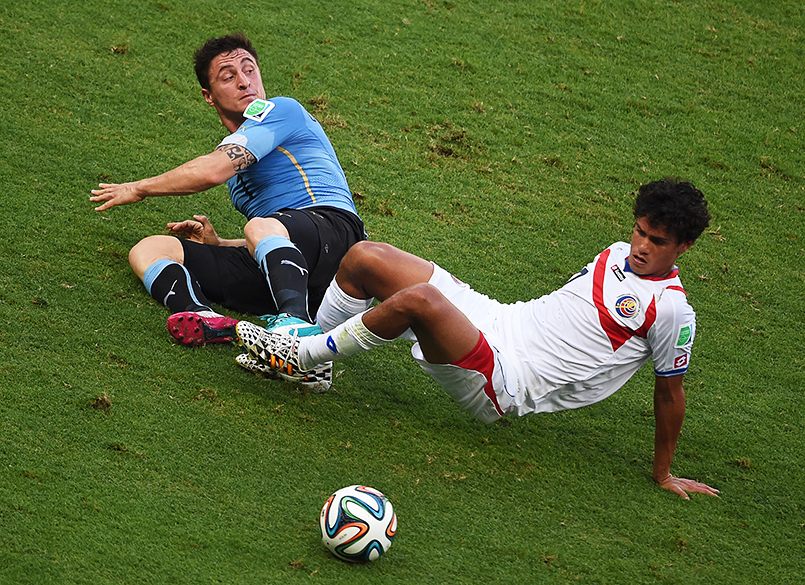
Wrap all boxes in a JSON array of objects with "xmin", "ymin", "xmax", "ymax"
[
  {"xmin": 593, "ymin": 249, "xmax": 657, "ymax": 351},
  {"xmin": 452, "ymin": 332, "xmax": 504, "ymax": 417},
  {"xmin": 666, "ymin": 285, "xmax": 687, "ymax": 295}
]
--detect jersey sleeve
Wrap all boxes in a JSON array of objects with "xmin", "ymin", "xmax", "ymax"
[
  {"xmin": 218, "ymin": 97, "xmax": 302, "ymax": 160},
  {"xmin": 648, "ymin": 289, "xmax": 696, "ymax": 377}
]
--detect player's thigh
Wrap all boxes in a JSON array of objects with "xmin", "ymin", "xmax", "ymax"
[{"xmin": 338, "ymin": 241, "xmax": 435, "ymax": 301}]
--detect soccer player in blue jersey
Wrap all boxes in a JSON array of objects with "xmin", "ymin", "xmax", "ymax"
[{"xmin": 90, "ymin": 33, "xmax": 365, "ymax": 384}]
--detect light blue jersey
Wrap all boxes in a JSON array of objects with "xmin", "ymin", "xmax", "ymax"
[{"xmin": 219, "ymin": 97, "xmax": 357, "ymax": 220}]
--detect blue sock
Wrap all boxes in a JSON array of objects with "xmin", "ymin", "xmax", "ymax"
[
  {"xmin": 254, "ymin": 236, "xmax": 311, "ymax": 322},
  {"xmin": 143, "ymin": 260, "xmax": 212, "ymax": 313}
]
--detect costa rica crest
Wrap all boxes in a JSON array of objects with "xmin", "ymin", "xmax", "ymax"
[{"xmin": 614, "ymin": 294, "xmax": 640, "ymax": 319}]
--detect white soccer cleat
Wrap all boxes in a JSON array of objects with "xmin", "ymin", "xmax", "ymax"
[
  {"xmin": 234, "ymin": 352, "xmax": 281, "ymax": 380},
  {"xmin": 235, "ymin": 321, "xmax": 332, "ymax": 392}
]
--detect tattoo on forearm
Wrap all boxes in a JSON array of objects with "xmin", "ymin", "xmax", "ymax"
[{"xmin": 217, "ymin": 144, "xmax": 257, "ymax": 172}]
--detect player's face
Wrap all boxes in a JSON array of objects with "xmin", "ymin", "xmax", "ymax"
[
  {"xmin": 202, "ymin": 49, "xmax": 266, "ymax": 119},
  {"xmin": 629, "ymin": 217, "xmax": 693, "ymax": 277}
]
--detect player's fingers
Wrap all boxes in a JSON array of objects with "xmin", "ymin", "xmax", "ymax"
[
  {"xmin": 169, "ymin": 219, "xmax": 196, "ymax": 227},
  {"xmin": 688, "ymin": 482, "xmax": 720, "ymax": 497},
  {"xmin": 676, "ymin": 478, "xmax": 719, "ymax": 498},
  {"xmin": 673, "ymin": 485, "xmax": 691, "ymax": 500}
]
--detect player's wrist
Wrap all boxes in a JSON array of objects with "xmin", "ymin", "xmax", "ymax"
[{"xmin": 131, "ymin": 180, "xmax": 150, "ymax": 201}]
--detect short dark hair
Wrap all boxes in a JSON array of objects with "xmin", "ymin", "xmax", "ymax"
[
  {"xmin": 633, "ymin": 178, "xmax": 711, "ymax": 244},
  {"xmin": 194, "ymin": 32, "xmax": 258, "ymax": 91}
]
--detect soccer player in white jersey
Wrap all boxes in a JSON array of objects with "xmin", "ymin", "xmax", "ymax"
[
  {"xmin": 237, "ymin": 178, "xmax": 719, "ymax": 499},
  {"xmin": 90, "ymin": 33, "xmax": 364, "ymax": 386}
]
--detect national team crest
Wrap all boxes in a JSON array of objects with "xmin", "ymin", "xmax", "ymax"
[{"xmin": 614, "ymin": 294, "xmax": 640, "ymax": 319}]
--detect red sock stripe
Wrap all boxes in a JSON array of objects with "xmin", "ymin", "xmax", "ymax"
[{"xmin": 452, "ymin": 333, "xmax": 504, "ymax": 417}]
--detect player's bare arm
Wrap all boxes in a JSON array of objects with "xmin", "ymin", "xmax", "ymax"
[
  {"xmin": 652, "ymin": 374, "xmax": 719, "ymax": 499},
  {"xmin": 90, "ymin": 149, "xmax": 241, "ymax": 212}
]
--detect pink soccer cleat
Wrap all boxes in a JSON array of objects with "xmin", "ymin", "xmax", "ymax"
[{"xmin": 167, "ymin": 311, "xmax": 239, "ymax": 346}]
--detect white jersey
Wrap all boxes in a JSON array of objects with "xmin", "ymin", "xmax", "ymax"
[{"xmin": 423, "ymin": 242, "xmax": 696, "ymax": 417}]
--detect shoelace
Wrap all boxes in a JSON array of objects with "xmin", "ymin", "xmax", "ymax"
[
  {"xmin": 259, "ymin": 313, "xmax": 282, "ymax": 327},
  {"xmin": 278, "ymin": 328, "xmax": 301, "ymax": 373}
]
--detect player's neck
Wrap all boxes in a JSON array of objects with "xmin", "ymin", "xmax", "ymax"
[{"xmin": 219, "ymin": 114, "xmax": 245, "ymax": 133}]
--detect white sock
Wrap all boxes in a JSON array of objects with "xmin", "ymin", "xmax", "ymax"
[
  {"xmin": 298, "ymin": 312, "xmax": 391, "ymax": 369},
  {"xmin": 315, "ymin": 279, "xmax": 373, "ymax": 333}
]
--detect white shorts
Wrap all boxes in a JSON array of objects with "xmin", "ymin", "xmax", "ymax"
[{"xmin": 410, "ymin": 263, "xmax": 515, "ymax": 424}]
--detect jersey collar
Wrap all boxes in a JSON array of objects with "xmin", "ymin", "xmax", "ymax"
[{"xmin": 624, "ymin": 257, "xmax": 680, "ymax": 281}]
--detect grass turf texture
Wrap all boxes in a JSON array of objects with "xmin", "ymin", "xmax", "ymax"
[{"xmin": 1, "ymin": 0, "xmax": 803, "ymax": 582}]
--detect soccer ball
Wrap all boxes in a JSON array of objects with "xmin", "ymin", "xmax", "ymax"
[{"xmin": 319, "ymin": 485, "xmax": 397, "ymax": 563}]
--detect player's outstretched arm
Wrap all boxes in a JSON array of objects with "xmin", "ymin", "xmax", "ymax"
[
  {"xmin": 652, "ymin": 374, "xmax": 719, "ymax": 499},
  {"xmin": 90, "ymin": 149, "xmax": 240, "ymax": 212}
]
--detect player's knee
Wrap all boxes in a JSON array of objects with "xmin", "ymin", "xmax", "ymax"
[
  {"xmin": 128, "ymin": 235, "xmax": 182, "ymax": 276},
  {"xmin": 397, "ymin": 283, "xmax": 446, "ymax": 319},
  {"xmin": 243, "ymin": 217, "xmax": 289, "ymax": 246},
  {"xmin": 340, "ymin": 241, "xmax": 392, "ymax": 281}
]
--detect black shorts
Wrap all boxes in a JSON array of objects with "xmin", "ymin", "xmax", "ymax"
[{"xmin": 180, "ymin": 207, "xmax": 366, "ymax": 316}]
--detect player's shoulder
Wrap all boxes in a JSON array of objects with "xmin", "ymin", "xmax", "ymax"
[
  {"xmin": 608, "ymin": 241, "xmax": 630, "ymax": 253},
  {"xmin": 655, "ymin": 278, "xmax": 695, "ymax": 324},
  {"xmin": 264, "ymin": 96, "xmax": 305, "ymax": 115},
  {"xmin": 264, "ymin": 95, "xmax": 300, "ymax": 107},
  {"xmin": 241, "ymin": 96, "xmax": 302, "ymax": 124}
]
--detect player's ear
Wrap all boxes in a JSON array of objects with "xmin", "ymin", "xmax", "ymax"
[
  {"xmin": 677, "ymin": 240, "xmax": 695, "ymax": 254},
  {"xmin": 201, "ymin": 88, "xmax": 215, "ymax": 107}
]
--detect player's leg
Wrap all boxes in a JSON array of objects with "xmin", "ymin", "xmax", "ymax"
[
  {"xmin": 254, "ymin": 241, "xmax": 465, "ymax": 366},
  {"xmin": 237, "ymin": 282, "xmax": 505, "ymax": 418},
  {"xmin": 363, "ymin": 282, "xmax": 480, "ymax": 364},
  {"xmin": 294, "ymin": 208, "xmax": 367, "ymax": 332},
  {"xmin": 314, "ymin": 241, "xmax": 434, "ymax": 332},
  {"xmin": 335, "ymin": 241, "xmax": 435, "ymax": 302},
  {"xmin": 128, "ymin": 235, "xmax": 236, "ymax": 346},
  {"xmin": 239, "ymin": 281, "xmax": 479, "ymax": 369},
  {"xmin": 244, "ymin": 215, "xmax": 313, "ymax": 326},
  {"xmin": 129, "ymin": 235, "xmax": 208, "ymax": 313}
]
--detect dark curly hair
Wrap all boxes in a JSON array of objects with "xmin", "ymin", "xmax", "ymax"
[
  {"xmin": 633, "ymin": 178, "xmax": 711, "ymax": 244},
  {"xmin": 194, "ymin": 32, "xmax": 258, "ymax": 91}
]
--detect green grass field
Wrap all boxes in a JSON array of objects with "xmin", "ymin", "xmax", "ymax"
[{"xmin": 1, "ymin": 0, "xmax": 803, "ymax": 583}]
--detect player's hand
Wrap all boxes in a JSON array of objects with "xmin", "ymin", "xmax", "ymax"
[
  {"xmin": 655, "ymin": 474, "xmax": 720, "ymax": 500},
  {"xmin": 167, "ymin": 215, "xmax": 222, "ymax": 245},
  {"xmin": 90, "ymin": 183, "xmax": 145, "ymax": 211}
]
